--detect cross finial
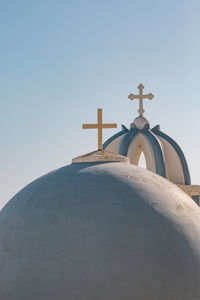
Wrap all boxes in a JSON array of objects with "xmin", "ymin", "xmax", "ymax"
[
  {"xmin": 82, "ymin": 108, "xmax": 117, "ymax": 150},
  {"xmin": 128, "ymin": 84, "xmax": 154, "ymax": 117}
]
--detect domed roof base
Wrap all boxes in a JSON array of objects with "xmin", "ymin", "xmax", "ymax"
[{"xmin": 0, "ymin": 162, "xmax": 200, "ymax": 300}]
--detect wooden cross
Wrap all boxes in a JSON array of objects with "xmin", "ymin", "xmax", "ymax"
[
  {"xmin": 128, "ymin": 84, "xmax": 154, "ymax": 117},
  {"xmin": 82, "ymin": 108, "xmax": 117, "ymax": 150}
]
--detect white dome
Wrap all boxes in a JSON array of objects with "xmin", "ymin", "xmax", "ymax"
[{"xmin": 0, "ymin": 162, "xmax": 200, "ymax": 300}]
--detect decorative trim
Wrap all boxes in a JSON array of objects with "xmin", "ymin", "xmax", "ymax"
[
  {"xmin": 103, "ymin": 125, "xmax": 128, "ymax": 150},
  {"xmin": 152, "ymin": 125, "xmax": 160, "ymax": 131},
  {"xmin": 118, "ymin": 128, "xmax": 139, "ymax": 156},
  {"xmin": 142, "ymin": 129, "xmax": 166, "ymax": 177},
  {"xmin": 152, "ymin": 129, "xmax": 191, "ymax": 185}
]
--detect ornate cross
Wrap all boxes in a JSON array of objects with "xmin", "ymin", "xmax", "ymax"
[
  {"xmin": 128, "ymin": 84, "xmax": 154, "ymax": 117},
  {"xmin": 82, "ymin": 108, "xmax": 117, "ymax": 150}
]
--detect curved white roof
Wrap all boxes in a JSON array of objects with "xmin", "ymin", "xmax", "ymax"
[{"xmin": 0, "ymin": 161, "xmax": 199, "ymax": 299}]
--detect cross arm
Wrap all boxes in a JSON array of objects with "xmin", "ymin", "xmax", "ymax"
[
  {"xmin": 82, "ymin": 124, "xmax": 99, "ymax": 129},
  {"xmin": 102, "ymin": 123, "xmax": 117, "ymax": 128},
  {"xmin": 128, "ymin": 94, "xmax": 140, "ymax": 100},
  {"xmin": 143, "ymin": 93, "xmax": 154, "ymax": 100},
  {"xmin": 128, "ymin": 93, "xmax": 154, "ymax": 100}
]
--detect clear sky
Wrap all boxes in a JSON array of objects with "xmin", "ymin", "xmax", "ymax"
[{"xmin": 0, "ymin": 0, "xmax": 200, "ymax": 209}]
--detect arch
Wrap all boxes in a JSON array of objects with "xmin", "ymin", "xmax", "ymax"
[
  {"xmin": 137, "ymin": 151, "xmax": 147, "ymax": 169},
  {"xmin": 142, "ymin": 129, "xmax": 166, "ymax": 177},
  {"xmin": 152, "ymin": 129, "xmax": 191, "ymax": 184},
  {"xmin": 103, "ymin": 126, "xmax": 128, "ymax": 151},
  {"xmin": 104, "ymin": 133, "xmax": 126, "ymax": 154},
  {"xmin": 158, "ymin": 136, "xmax": 185, "ymax": 184},
  {"xmin": 118, "ymin": 127, "xmax": 138, "ymax": 156},
  {"xmin": 127, "ymin": 133, "xmax": 157, "ymax": 173}
]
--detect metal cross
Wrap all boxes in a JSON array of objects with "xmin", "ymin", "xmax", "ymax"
[
  {"xmin": 82, "ymin": 108, "xmax": 117, "ymax": 150},
  {"xmin": 128, "ymin": 84, "xmax": 154, "ymax": 117}
]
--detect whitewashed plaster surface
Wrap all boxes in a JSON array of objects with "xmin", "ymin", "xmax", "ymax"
[{"xmin": 0, "ymin": 162, "xmax": 200, "ymax": 300}]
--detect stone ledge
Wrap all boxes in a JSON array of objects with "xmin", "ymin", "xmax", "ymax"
[
  {"xmin": 72, "ymin": 150, "xmax": 129, "ymax": 163},
  {"xmin": 177, "ymin": 184, "xmax": 200, "ymax": 196}
]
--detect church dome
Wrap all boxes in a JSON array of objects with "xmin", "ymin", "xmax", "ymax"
[
  {"xmin": 0, "ymin": 160, "xmax": 200, "ymax": 300},
  {"xmin": 103, "ymin": 116, "xmax": 191, "ymax": 185}
]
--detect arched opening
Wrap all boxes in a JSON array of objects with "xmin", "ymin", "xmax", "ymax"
[
  {"xmin": 128, "ymin": 134, "xmax": 156, "ymax": 173},
  {"xmin": 138, "ymin": 151, "xmax": 147, "ymax": 169}
]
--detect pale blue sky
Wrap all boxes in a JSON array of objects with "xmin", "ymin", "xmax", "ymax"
[{"xmin": 0, "ymin": 0, "xmax": 200, "ymax": 208}]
